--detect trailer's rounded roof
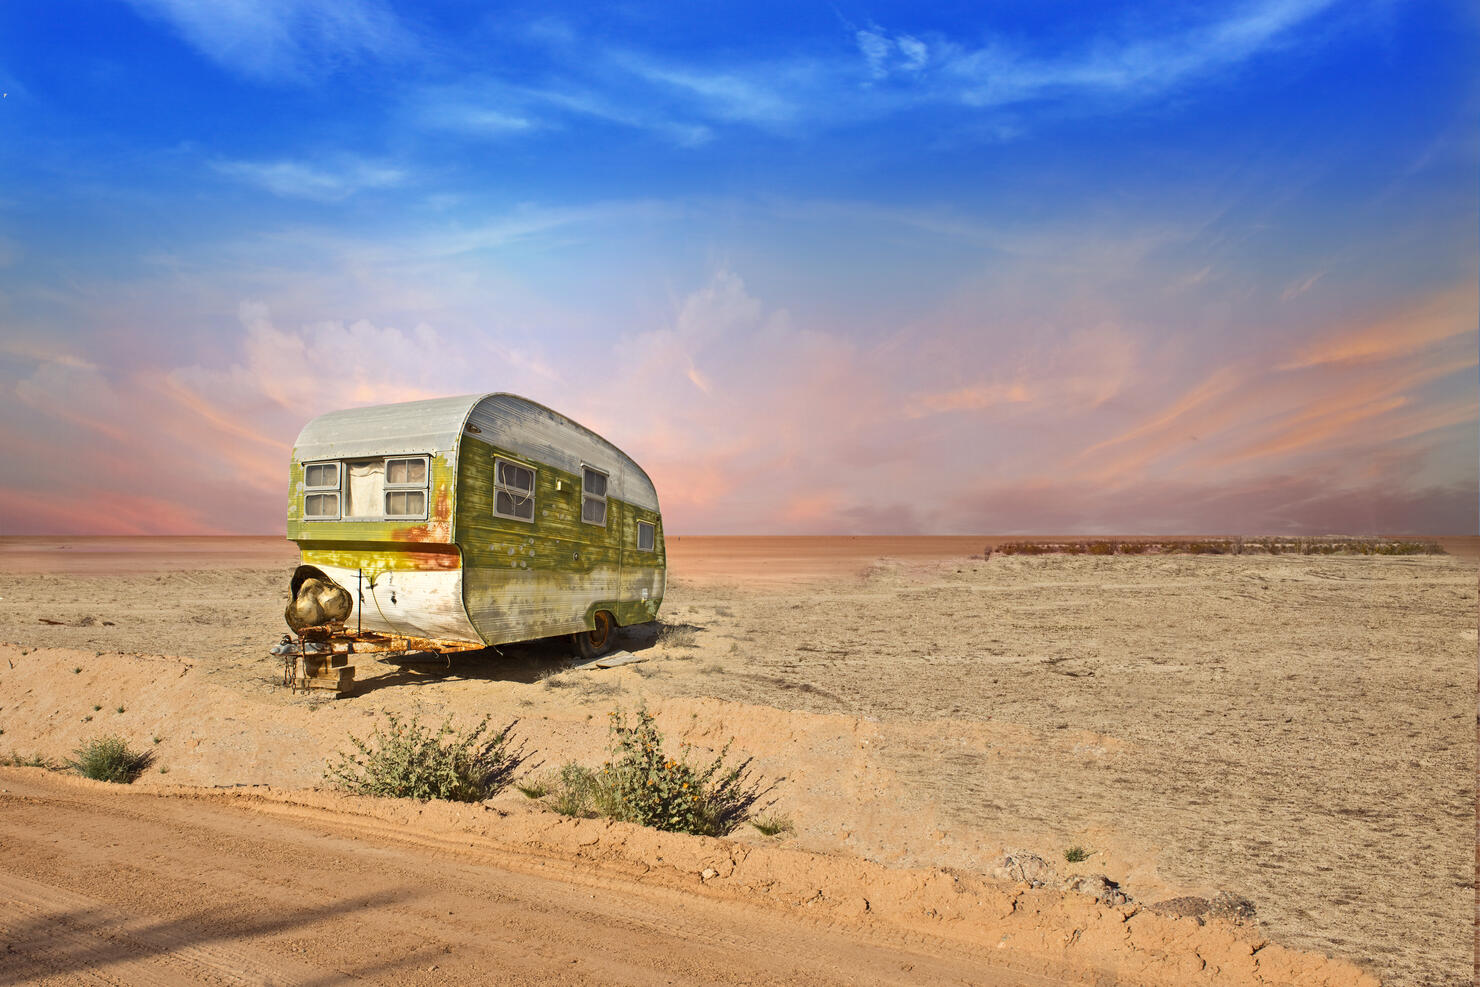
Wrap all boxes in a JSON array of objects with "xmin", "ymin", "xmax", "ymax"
[
  {"xmin": 291, "ymin": 393, "xmax": 660, "ymax": 512},
  {"xmin": 292, "ymin": 393, "xmax": 483, "ymax": 463}
]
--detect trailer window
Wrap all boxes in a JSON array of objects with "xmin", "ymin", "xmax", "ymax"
[
  {"xmin": 636, "ymin": 520, "xmax": 655, "ymax": 552},
  {"xmin": 303, "ymin": 462, "xmax": 340, "ymax": 519},
  {"xmin": 494, "ymin": 458, "xmax": 536, "ymax": 521},
  {"xmin": 581, "ymin": 466, "xmax": 607, "ymax": 526},
  {"xmin": 384, "ymin": 456, "xmax": 429, "ymax": 518}
]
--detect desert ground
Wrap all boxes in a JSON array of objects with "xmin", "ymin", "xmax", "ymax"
[{"xmin": 0, "ymin": 535, "xmax": 1473, "ymax": 986}]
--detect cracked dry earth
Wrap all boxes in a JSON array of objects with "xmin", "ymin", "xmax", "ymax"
[{"xmin": 0, "ymin": 535, "xmax": 1472, "ymax": 986}]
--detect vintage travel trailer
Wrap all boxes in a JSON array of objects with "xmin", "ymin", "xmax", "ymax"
[{"xmin": 283, "ymin": 393, "xmax": 665, "ymax": 686}]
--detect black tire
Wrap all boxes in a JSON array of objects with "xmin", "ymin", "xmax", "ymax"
[{"xmin": 573, "ymin": 610, "xmax": 615, "ymax": 659}]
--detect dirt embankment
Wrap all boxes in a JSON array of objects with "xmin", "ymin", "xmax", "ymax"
[{"xmin": 0, "ymin": 767, "xmax": 1375, "ymax": 986}]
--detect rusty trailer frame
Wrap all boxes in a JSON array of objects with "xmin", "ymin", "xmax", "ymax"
[{"xmin": 281, "ymin": 623, "xmax": 485, "ymax": 693}]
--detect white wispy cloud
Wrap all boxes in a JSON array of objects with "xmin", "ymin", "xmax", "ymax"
[
  {"xmin": 871, "ymin": 0, "xmax": 1341, "ymax": 106},
  {"xmin": 124, "ymin": 0, "xmax": 410, "ymax": 82},
  {"xmin": 409, "ymin": 78, "xmax": 714, "ymax": 146},
  {"xmin": 423, "ymin": 0, "xmax": 1343, "ymax": 144},
  {"xmin": 214, "ymin": 156, "xmax": 406, "ymax": 200}
]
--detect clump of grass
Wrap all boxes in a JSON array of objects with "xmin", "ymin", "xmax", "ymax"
[
  {"xmin": 92, "ymin": 705, "xmax": 102, "ymax": 712},
  {"xmin": 514, "ymin": 779, "xmax": 549, "ymax": 799},
  {"xmin": 537, "ymin": 706, "xmax": 764, "ymax": 836},
  {"xmin": 1064, "ymin": 845, "xmax": 1091, "ymax": 863},
  {"xmin": 657, "ymin": 623, "xmax": 700, "ymax": 649},
  {"xmin": 540, "ymin": 665, "xmax": 576, "ymax": 689},
  {"xmin": 325, "ymin": 713, "xmax": 521, "ymax": 803},
  {"xmin": 68, "ymin": 736, "xmax": 153, "ymax": 783},
  {"xmin": 2, "ymin": 752, "xmax": 54, "ymax": 769},
  {"xmin": 749, "ymin": 813, "xmax": 793, "ymax": 837},
  {"xmin": 115, "ymin": 706, "xmax": 125, "ymax": 715},
  {"xmin": 546, "ymin": 762, "xmax": 619, "ymax": 818}
]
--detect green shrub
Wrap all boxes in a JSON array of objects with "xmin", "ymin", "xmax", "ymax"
[
  {"xmin": 325, "ymin": 713, "xmax": 519, "ymax": 803},
  {"xmin": 535, "ymin": 707, "xmax": 763, "ymax": 835},
  {"xmin": 600, "ymin": 706, "xmax": 757, "ymax": 836},
  {"xmin": 1065, "ymin": 845, "xmax": 1091, "ymax": 863},
  {"xmin": 68, "ymin": 736, "xmax": 152, "ymax": 783}
]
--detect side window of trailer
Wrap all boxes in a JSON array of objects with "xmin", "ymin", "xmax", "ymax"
[
  {"xmin": 303, "ymin": 462, "xmax": 340, "ymax": 519},
  {"xmin": 581, "ymin": 466, "xmax": 608, "ymax": 526},
  {"xmin": 494, "ymin": 458, "xmax": 536, "ymax": 521},
  {"xmin": 636, "ymin": 520, "xmax": 655, "ymax": 552},
  {"xmin": 384, "ymin": 456, "xmax": 429, "ymax": 518}
]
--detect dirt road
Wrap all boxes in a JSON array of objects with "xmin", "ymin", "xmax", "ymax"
[{"xmin": 0, "ymin": 768, "xmax": 1070, "ymax": 986}]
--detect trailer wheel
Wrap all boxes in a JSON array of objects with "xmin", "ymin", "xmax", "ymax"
[{"xmin": 573, "ymin": 610, "xmax": 615, "ymax": 659}]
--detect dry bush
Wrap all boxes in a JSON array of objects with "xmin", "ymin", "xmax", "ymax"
[
  {"xmin": 326, "ymin": 714, "xmax": 520, "ymax": 803},
  {"xmin": 68, "ymin": 736, "xmax": 152, "ymax": 783}
]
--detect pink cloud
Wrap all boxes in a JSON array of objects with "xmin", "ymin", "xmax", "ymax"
[{"xmin": 1, "ymin": 271, "xmax": 1473, "ymax": 536}]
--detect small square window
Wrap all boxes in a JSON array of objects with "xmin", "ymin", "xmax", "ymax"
[
  {"xmin": 305, "ymin": 492, "xmax": 339, "ymax": 518},
  {"xmin": 387, "ymin": 458, "xmax": 427, "ymax": 485},
  {"xmin": 636, "ymin": 520, "xmax": 655, "ymax": 552},
  {"xmin": 385, "ymin": 489, "xmax": 426, "ymax": 517},
  {"xmin": 305, "ymin": 462, "xmax": 339, "ymax": 488},
  {"xmin": 494, "ymin": 458, "xmax": 536, "ymax": 522}
]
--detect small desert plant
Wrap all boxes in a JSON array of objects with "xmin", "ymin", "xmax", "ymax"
[
  {"xmin": 540, "ymin": 666, "xmax": 576, "ymax": 688},
  {"xmin": 534, "ymin": 708, "xmax": 765, "ymax": 835},
  {"xmin": 546, "ymin": 762, "xmax": 617, "ymax": 818},
  {"xmin": 2, "ymin": 751, "xmax": 53, "ymax": 769},
  {"xmin": 1065, "ymin": 845, "xmax": 1091, "ymax": 863},
  {"xmin": 749, "ymin": 813, "xmax": 793, "ymax": 837},
  {"xmin": 68, "ymin": 736, "xmax": 153, "ymax": 783},
  {"xmin": 657, "ymin": 623, "xmax": 699, "ymax": 648},
  {"xmin": 325, "ymin": 713, "xmax": 520, "ymax": 803},
  {"xmin": 600, "ymin": 706, "xmax": 758, "ymax": 836},
  {"xmin": 515, "ymin": 778, "xmax": 549, "ymax": 799}
]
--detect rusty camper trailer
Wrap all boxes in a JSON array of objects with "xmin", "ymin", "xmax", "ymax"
[{"xmin": 278, "ymin": 393, "xmax": 665, "ymax": 691}]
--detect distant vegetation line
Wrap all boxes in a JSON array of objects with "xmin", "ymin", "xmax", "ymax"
[{"xmin": 992, "ymin": 537, "xmax": 1446, "ymax": 557}]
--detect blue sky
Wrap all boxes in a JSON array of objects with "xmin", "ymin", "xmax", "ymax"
[{"xmin": 0, "ymin": 1, "xmax": 1475, "ymax": 534}]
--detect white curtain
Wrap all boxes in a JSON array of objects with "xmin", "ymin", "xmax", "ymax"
[{"xmin": 346, "ymin": 461, "xmax": 385, "ymax": 517}]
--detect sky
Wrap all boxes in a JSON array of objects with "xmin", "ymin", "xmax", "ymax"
[{"xmin": 0, "ymin": 0, "xmax": 1475, "ymax": 536}]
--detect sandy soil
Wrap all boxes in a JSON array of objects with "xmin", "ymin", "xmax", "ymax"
[{"xmin": 0, "ymin": 535, "xmax": 1472, "ymax": 986}]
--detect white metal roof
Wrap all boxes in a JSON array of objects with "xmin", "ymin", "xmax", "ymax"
[
  {"xmin": 291, "ymin": 393, "xmax": 661, "ymax": 513},
  {"xmin": 292, "ymin": 393, "xmax": 482, "ymax": 463}
]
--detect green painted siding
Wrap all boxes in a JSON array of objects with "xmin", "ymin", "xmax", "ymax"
[{"xmin": 455, "ymin": 437, "xmax": 665, "ymax": 642}]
